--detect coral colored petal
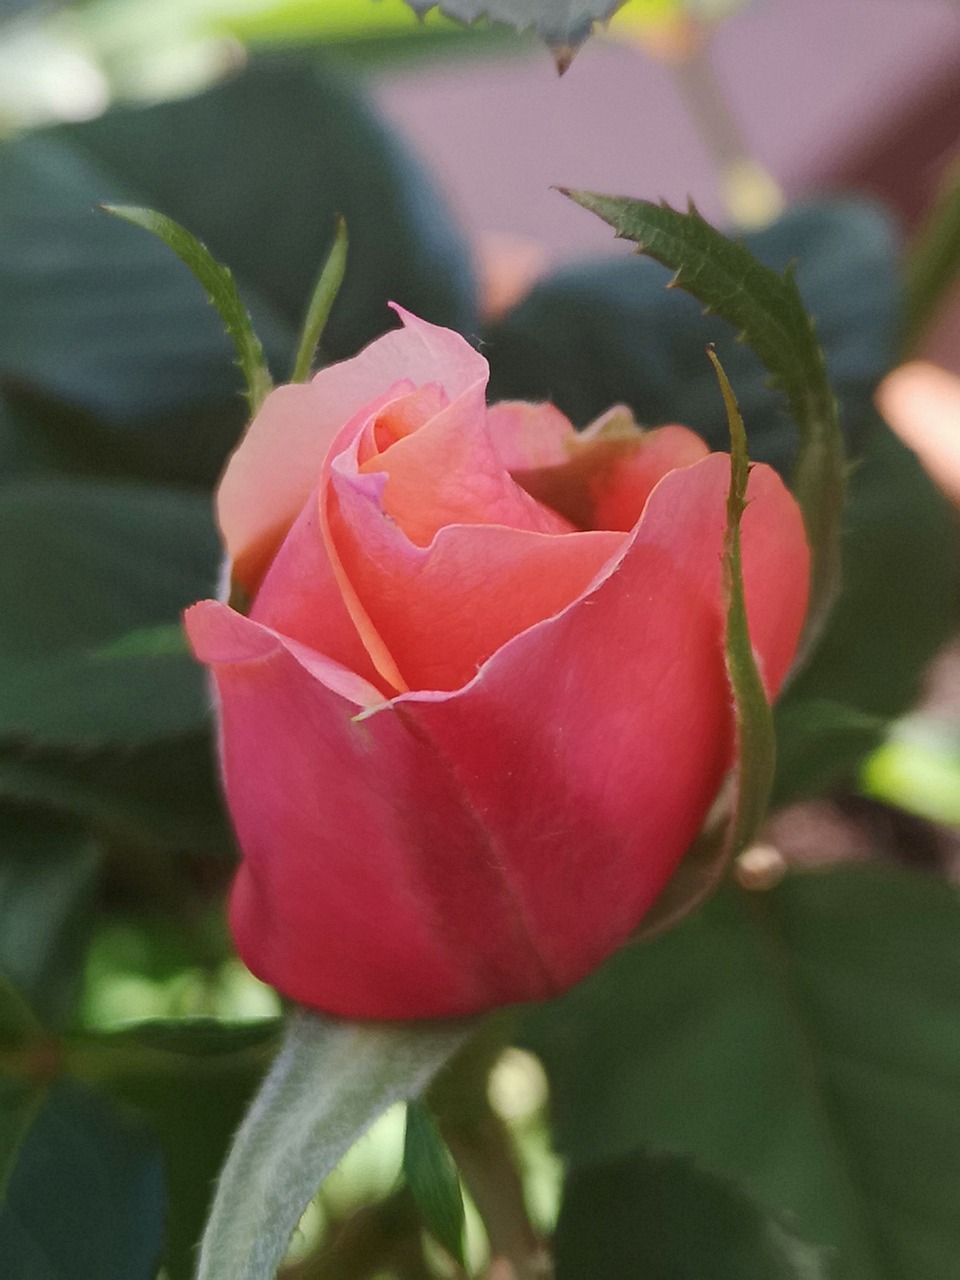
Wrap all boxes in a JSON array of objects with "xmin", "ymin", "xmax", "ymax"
[
  {"xmin": 185, "ymin": 600, "xmax": 561, "ymax": 1018},
  {"xmin": 395, "ymin": 454, "xmax": 808, "ymax": 997},
  {"xmin": 363, "ymin": 383, "xmax": 572, "ymax": 545},
  {"xmin": 484, "ymin": 400, "xmax": 578, "ymax": 471},
  {"xmin": 218, "ymin": 309, "xmax": 488, "ymax": 590},
  {"xmin": 330, "ymin": 467, "xmax": 624, "ymax": 689},
  {"xmin": 589, "ymin": 423, "xmax": 710, "ymax": 531},
  {"xmin": 247, "ymin": 489, "xmax": 387, "ymax": 693}
]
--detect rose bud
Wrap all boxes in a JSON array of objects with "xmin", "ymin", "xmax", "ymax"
[{"xmin": 185, "ymin": 308, "xmax": 809, "ymax": 1020}]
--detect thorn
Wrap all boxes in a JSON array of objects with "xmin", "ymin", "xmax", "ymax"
[{"xmin": 551, "ymin": 43, "xmax": 578, "ymax": 75}]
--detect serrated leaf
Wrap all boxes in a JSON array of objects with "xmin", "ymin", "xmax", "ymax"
[
  {"xmin": 524, "ymin": 863, "xmax": 960, "ymax": 1280},
  {"xmin": 101, "ymin": 204, "xmax": 273, "ymax": 415},
  {"xmin": 195, "ymin": 1010, "xmax": 470, "ymax": 1280},
  {"xmin": 403, "ymin": 1099, "xmax": 466, "ymax": 1266},
  {"xmin": 562, "ymin": 192, "xmax": 844, "ymax": 654},
  {"xmin": 403, "ymin": 0, "xmax": 627, "ymax": 50},
  {"xmin": 556, "ymin": 1150, "xmax": 835, "ymax": 1279}
]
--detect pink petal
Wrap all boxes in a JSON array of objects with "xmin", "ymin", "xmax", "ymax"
[
  {"xmin": 184, "ymin": 600, "xmax": 560, "ymax": 1018},
  {"xmin": 359, "ymin": 382, "xmax": 573, "ymax": 546},
  {"xmin": 217, "ymin": 309, "xmax": 489, "ymax": 591},
  {"xmin": 484, "ymin": 400, "xmax": 578, "ymax": 471}
]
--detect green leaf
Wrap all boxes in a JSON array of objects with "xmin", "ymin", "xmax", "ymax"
[
  {"xmin": 403, "ymin": 1099, "xmax": 466, "ymax": 1266},
  {"xmin": 403, "ymin": 0, "xmax": 626, "ymax": 50},
  {"xmin": 524, "ymin": 864, "xmax": 960, "ymax": 1280},
  {"xmin": 195, "ymin": 1010, "xmax": 471, "ymax": 1280},
  {"xmin": 562, "ymin": 191, "xmax": 845, "ymax": 652},
  {"xmin": 861, "ymin": 716, "xmax": 960, "ymax": 828},
  {"xmin": 771, "ymin": 700, "xmax": 885, "ymax": 807},
  {"xmin": 0, "ymin": 478, "xmax": 218, "ymax": 749},
  {"xmin": 0, "ymin": 736, "xmax": 230, "ymax": 852},
  {"xmin": 0, "ymin": 56, "xmax": 476, "ymax": 487},
  {"xmin": 0, "ymin": 1078, "xmax": 166, "ymax": 1280},
  {"xmin": 77, "ymin": 1019, "xmax": 280, "ymax": 1280},
  {"xmin": 902, "ymin": 158, "xmax": 960, "ymax": 354},
  {"xmin": 0, "ymin": 814, "xmax": 101, "ymax": 1030},
  {"xmin": 290, "ymin": 215, "xmax": 349, "ymax": 383},
  {"xmin": 555, "ymin": 1151, "xmax": 835, "ymax": 1279},
  {"xmin": 101, "ymin": 204, "xmax": 273, "ymax": 414}
]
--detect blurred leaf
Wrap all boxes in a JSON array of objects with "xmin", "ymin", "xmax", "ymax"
[
  {"xmin": 902, "ymin": 158, "xmax": 960, "ymax": 354},
  {"xmin": 102, "ymin": 204, "xmax": 274, "ymax": 413},
  {"xmin": 0, "ymin": 478, "xmax": 217, "ymax": 749},
  {"xmin": 0, "ymin": 1078, "xmax": 166, "ymax": 1280},
  {"xmin": 79, "ymin": 1019, "xmax": 279, "ymax": 1280},
  {"xmin": 524, "ymin": 864, "xmax": 960, "ymax": 1280},
  {"xmin": 403, "ymin": 0, "xmax": 626, "ymax": 49},
  {"xmin": 0, "ymin": 813, "xmax": 101, "ymax": 1030},
  {"xmin": 487, "ymin": 199, "xmax": 956, "ymax": 795},
  {"xmin": 0, "ymin": 56, "xmax": 475, "ymax": 487},
  {"xmin": 563, "ymin": 191, "xmax": 844, "ymax": 649},
  {"xmin": 771, "ymin": 700, "xmax": 885, "ymax": 807},
  {"xmin": 0, "ymin": 736, "xmax": 230, "ymax": 852},
  {"xmin": 403, "ymin": 1099, "xmax": 466, "ymax": 1266},
  {"xmin": 196, "ymin": 1010, "xmax": 470, "ymax": 1280},
  {"xmin": 556, "ymin": 1151, "xmax": 835, "ymax": 1279},
  {"xmin": 861, "ymin": 717, "xmax": 960, "ymax": 827}
]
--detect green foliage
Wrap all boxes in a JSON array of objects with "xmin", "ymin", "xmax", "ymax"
[
  {"xmin": 555, "ymin": 1151, "xmax": 834, "ymax": 1279},
  {"xmin": 0, "ymin": 814, "xmax": 100, "ymax": 1031},
  {"xmin": 563, "ymin": 191, "xmax": 845, "ymax": 650},
  {"xmin": 0, "ymin": 1078, "xmax": 166, "ymax": 1280},
  {"xmin": 486, "ymin": 199, "xmax": 956, "ymax": 799},
  {"xmin": 0, "ymin": 55, "xmax": 476, "ymax": 487},
  {"xmin": 524, "ymin": 864, "xmax": 960, "ymax": 1280},
  {"xmin": 0, "ymin": 479, "xmax": 217, "ymax": 750},
  {"xmin": 102, "ymin": 205, "xmax": 274, "ymax": 414},
  {"xmin": 403, "ymin": 1100, "xmax": 466, "ymax": 1266}
]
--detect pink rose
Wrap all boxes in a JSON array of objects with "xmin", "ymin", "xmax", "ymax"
[{"xmin": 185, "ymin": 309, "xmax": 809, "ymax": 1020}]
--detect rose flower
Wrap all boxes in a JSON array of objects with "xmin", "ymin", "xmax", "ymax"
[{"xmin": 186, "ymin": 309, "xmax": 809, "ymax": 1020}]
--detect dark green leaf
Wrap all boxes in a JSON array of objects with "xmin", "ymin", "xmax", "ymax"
[
  {"xmin": 0, "ymin": 1079, "xmax": 165, "ymax": 1280},
  {"xmin": 403, "ymin": 1099, "xmax": 466, "ymax": 1266},
  {"xmin": 524, "ymin": 864, "xmax": 960, "ymax": 1280},
  {"xmin": 80, "ymin": 1019, "xmax": 280, "ymax": 1280},
  {"xmin": 0, "ymin": 56, "xmax": 476, "ymax": 487},
  {"xmin": 771, "ymin": 700, "xmax": 885, "ymax": 807},
  {"xmin": 562, "ymin": 190, "xmax": 844, "ymax": 650},
  {"xmin": 0, "ymin": 813, "xmax": 101, "ymax": 1030},
  {"xmin": 556, "ymin": 1151, "xmax": 834, "ymax": 1279},
  {"xmin": 902, "ymin": 158, "xmax": 960, "ymax": 353},
  {"xmin": 101, "ymin": 204, "xmax": 274, "ymax": 413},
  {"xmin": 0, "ymin": 478, "xmax": 218, "ymax": 749}
]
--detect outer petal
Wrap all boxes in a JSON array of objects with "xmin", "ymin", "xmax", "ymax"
[
  {"xmin": 484, "ymin": 400, "xmax": 578, "ymax": 471},
  {"xmin": 218, "ymin": 308, "xmax": 488, "ymax": 590},
  {"xmin": 184, "ymin": 600, "xmax": 561, "ymax": 1019}
]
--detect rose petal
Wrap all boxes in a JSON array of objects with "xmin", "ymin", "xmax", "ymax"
[
  {"xmin": 484, "ymin": 400, "xmax": 578, "ymax": 471},
  {"xmin": 218, "ymin": 308, "xmax": 489, "ymax": 591},
  {"xmin": 184, "ymin": 600, "xmax": 559, "ymax": 1019},
  {"xmin": 359, "ymin": 382, "xmax": 573, "ymax": 545}
]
